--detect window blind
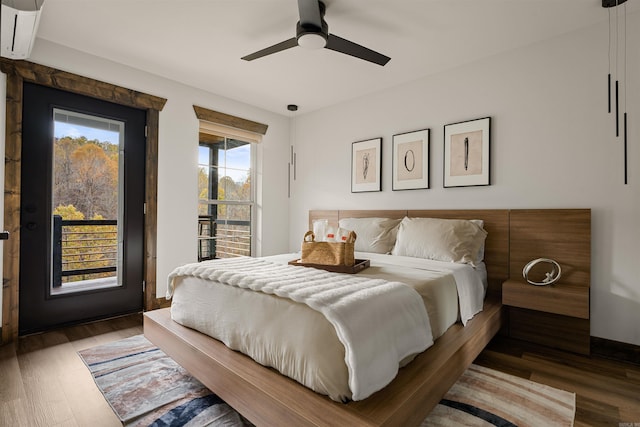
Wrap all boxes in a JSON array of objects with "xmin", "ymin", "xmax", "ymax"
[{"xmin": 198, "ymin": 120, "xmax": 262, "ymax": 144}]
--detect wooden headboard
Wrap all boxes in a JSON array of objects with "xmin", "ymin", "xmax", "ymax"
[
  {"xmin": 309, "ymin": 209, "xmax": 510, "ymax": 293},
  {"xmin": 309, "ymin": 209, "xmax": 590, "ymax": 295}
]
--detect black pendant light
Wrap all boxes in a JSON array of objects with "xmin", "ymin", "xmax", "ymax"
[{"xmin": 603, "ymin": 0, "xmax": 629, "ymax": 184}]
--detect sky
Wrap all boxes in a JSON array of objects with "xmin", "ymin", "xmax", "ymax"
[
  {"xmin": 198, "ymin": 145, "xmax": 250, "ymax": 183},
  {"xmin": 54, "ymin": 121, "xmax": 119, "ymax": 145},
  {"xmin": 56, "ymin": 119, "xmax": 250, "ymax": 183}
]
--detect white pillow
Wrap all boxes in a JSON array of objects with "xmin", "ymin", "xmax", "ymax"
[
  {"xmin": 391, "ymin": 217, "xmax": 487, "ymax": 266},
  {"xmin": 338, "ymin": 217, "xmax": 402, "ymax": 254},
  {"xmin": 469, "ymin": 219, "xmax": 486, "ymax": 263}
]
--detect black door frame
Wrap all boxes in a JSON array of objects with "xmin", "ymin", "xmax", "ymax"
[{"xmin": 0, "ymin": 59, "xmax": 167, "ymax": 343}]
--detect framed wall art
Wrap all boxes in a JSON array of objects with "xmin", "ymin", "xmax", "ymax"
[
  {"xmin": 443, "ymin": 117, "xmax": 491, "ymax": 188},
  {"xmin": 351, "ymin": 137, "xmax": 382, "ymax": 192},
  {"xmin": 392, "ymin": 129, "xmax": 430, "ymax": 190}
]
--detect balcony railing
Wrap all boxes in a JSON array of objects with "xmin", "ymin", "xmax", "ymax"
[
  {"xmin": 198, "ymin": 215, "xmax": 251, "ymax": 261},
  {"xmin": 51, "ymin": 215, "xmax": 251, "ymax": 287},
  {"xmin": 52, "ymin": 216, "xmax": 118, "ymax": 287}
]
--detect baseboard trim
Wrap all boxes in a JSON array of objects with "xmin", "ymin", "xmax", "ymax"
[
  {"xmin": 152, "ymin": 297, "xmax": 171, "ymax": 310},
  {"xmin": 591, "ymin": 336, "xmax": 640, "ymax": 366}
]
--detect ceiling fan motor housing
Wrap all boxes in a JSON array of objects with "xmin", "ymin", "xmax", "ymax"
[{"xmin": 296, "ymin": 20, "xmax": 328, "ymax": 49}]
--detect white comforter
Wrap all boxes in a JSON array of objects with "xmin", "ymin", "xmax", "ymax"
[
  {"xmin": 354, "ymin": 252, "xmax": 486, "ymax": 325},
  {"xmin": 262, "ymin": 252, "xmax": 486, "ymax": 327},
  {"xmin": 167, "ymin": 256, "xmax": 433, "ymax": 401}
]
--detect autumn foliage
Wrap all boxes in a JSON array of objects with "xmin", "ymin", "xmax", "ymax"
[
  {"xmin": 54, "ymin": 136, "xmax": 118, "ymax": 220},
  {"xmin": 53, "ymin": 137, "xmax": 119, "ymax": 283}
]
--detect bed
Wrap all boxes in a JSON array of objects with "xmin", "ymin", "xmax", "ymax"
[
  {"xmin": 167, "ymin": 252, "xmax": 487, "ymax": 402},
  {"xmin": 144, "ymin": 209, "xmax": 510, "ymax": 426}
]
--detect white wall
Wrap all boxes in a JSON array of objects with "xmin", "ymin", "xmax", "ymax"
[
  {"xmin": 2, "ymin": 16, "xmax": 638, "ymax": 348},
  {"xmin": 289, "ymin": 15, "xmax": 640, "ymax": 346},
  {"xmin": 2, "ymin": 39, "xmax": 291, "ymax": 303}
]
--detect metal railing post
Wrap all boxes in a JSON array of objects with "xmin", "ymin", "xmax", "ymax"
[{"xmin": 52, "ymin": 215, "xmax": 62, "ymax": 288}]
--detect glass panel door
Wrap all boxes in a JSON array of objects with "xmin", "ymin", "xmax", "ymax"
[
  {"xmin": 51, "ymin": 109, "xmax": 124, "ymax": 294},
  {"xmin": 20, "ymin": 82, "xmax": 145, "ymax": 335}
]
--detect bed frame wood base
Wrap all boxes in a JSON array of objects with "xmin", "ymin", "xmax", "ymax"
[{"xmin": 145, "ymin": 297, "xmax": 502, "ymax": 427}]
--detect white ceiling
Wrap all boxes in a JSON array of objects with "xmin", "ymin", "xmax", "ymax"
[{"xmin": 34, "ymin": 0, "xmax": 638, "ymax": 115}]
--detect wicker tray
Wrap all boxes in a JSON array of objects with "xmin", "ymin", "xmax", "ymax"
[{"xmin": 288, "ymin": 258, "xmax": 370, "ymax": 274}]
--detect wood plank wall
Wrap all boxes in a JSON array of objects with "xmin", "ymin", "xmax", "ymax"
[
  {"xmin": 507, "ymin": 209, "xmax": 591, "ymax": 354},
  {"xmin": 509, "ymin": 209, "xmax": 591, "ymax": 286}
]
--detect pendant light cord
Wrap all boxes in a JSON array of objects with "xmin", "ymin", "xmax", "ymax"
[
  {"xmin": 608, "ymin": 7, "xmax": 612, "ymax": 76},
  {"xmin": 615, "ymin": 0, "xmax": 620, "ymax": 137},
  {"xmin": 623, "ymin": 2, "xmax": 627, "ymax": 113},
  {"xmin": 623, "ymin": 2, "xmax": 628, "ymax": 185}
]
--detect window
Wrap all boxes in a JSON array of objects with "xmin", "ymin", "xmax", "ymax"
[
  {"xmin": 193, "ymin": 105, "xmax": 267, "ymax": 262},
  {"xmin": 52, "ymin": 109, "xmax": 124, "ymax": 292},
  {"xmin": 198, "ymin": 135, "xmax": 254, "ymax": 260}
]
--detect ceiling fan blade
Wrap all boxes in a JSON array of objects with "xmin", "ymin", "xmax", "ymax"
[
  {"xmin": 326, "ymin": 34, "xmax": 390, "ymax": 66},
  {"xmin": 241, "ymin": 38, "xmax": 299, "ymax": 61},
  {"xmin": 298, "ymin": 0, "xmax": 323, "ymax": 29}
]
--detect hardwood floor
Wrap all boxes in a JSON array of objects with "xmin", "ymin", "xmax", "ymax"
[
  {"xmin": 476, "ymin": 336, "xmax": 640, "ymax": 427},
  {"xmin": 0, "ymin": 313, "xmax": 638, "ymax": 427},
  {"xmin": 0, "ymin": 314, "xmax": 142, "ymax": 427}
]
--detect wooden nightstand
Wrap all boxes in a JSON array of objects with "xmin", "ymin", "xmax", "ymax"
[
  {"xmin": 503, "ymin": 209, "xmax": 591, "ymax": 355},
  {"xmin": 502, "ymin": 279, "xmax": 590, "ymax": 355}
]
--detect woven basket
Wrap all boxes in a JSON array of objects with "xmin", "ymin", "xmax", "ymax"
[{"xmin": 300, "ymin": 230, "xmax": 356, "ymax": 266}]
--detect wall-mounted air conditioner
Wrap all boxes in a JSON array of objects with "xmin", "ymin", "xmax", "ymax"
[{"xmin": 1, "ymin": 0, "xmax": 45, "ymax": 60}]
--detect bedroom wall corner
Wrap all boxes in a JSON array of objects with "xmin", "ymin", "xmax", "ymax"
[{"xmin": 288, "ymin": 12, "xmax": 640, "ymax": 347}]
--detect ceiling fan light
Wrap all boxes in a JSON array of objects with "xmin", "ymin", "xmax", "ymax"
[{"xmin": 298, "ymin": 33, "xmax": 327, "ymax": 49}]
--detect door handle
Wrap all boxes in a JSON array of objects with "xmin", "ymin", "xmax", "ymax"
[{"xmin": 0, "ymin": 231, "xmax": 8, "ymax": 240}]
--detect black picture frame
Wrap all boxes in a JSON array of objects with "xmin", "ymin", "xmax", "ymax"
[
  {"xmin": 392, "ymin": 129, "xmax": 430, "ymax": 191},
  {"xmin": 351, "ymin": 138, "xmax": 382, "ymax": 193},
  {"xmin": 443, "ymin": 117, "xmax": 491, "ymax": 188}
]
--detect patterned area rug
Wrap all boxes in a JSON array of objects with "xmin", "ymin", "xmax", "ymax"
[
  {"xmin": 79, "ymin": 335, "xmax": 576, "ymax": 427},
  {"xmin": 423, "ymin": 364, "xmax": 575, "ymax": 426}
]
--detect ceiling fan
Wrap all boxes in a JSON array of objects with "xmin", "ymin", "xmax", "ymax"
[{"xmin": 241, "ymin": 0, "xmax": 390, "ymax": 66}]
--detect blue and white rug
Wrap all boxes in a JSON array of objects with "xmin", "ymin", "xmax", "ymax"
[
  {"xmin": 78, "ymin": 334, "xmax": 253, "ymax": 426},
  {"xmin": 79, "ymin": 335, "xmax": 575, "ymax": 427}
]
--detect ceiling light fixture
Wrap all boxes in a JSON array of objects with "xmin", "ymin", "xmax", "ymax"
[
  {"xmin": 297, "ymin": 32, "xmax": 327, "ymax": 49},
  {"xmin": 603, "ymin": 0, "xmax": 629, "ymax": 184},
  {"xmin": 287, "ymin": 104, "xmax": 299, "ymax": 198}
]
